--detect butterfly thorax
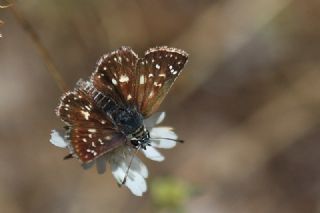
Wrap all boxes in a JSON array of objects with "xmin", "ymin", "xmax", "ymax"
[
  {"xmin": 111, "ymin": 107, "xmax": 140, "ymax": 134},
  {"xmin": 111, "ymin": 107, "xmax": 150, "ymax": 149}
]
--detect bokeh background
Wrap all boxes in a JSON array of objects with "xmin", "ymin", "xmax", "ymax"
[{"xmin": 1, "ymin": 0, "xmax": 320, "ymax": 212}]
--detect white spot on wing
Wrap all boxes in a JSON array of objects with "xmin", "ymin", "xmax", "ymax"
[
  {"xmin": 81, "ymin": 111, "xmax": 90, "ymax": 120},
  {"xmin": 154, "ymin": 82, "xmax": 162, "ymax": 87},
  {"xmin": 88, "ymin": 128, "xmax": 97, "ymax": 133},
  {"xmin": 119, "ymin": 75, "xmax": 129, "ymax": 83},
  {"xmin": 140, "ymin": 75, "xmax": 145, "ymax": 84},
  {"xmin": 149, "ymin": 91, "xmax": 154, "ymax": 97},
  {"xmin": 112, "ymin": 78, "xmax": 118, "ymax": 85},
  {"xmin": 98, "ymin": 138, "xmax": 104, "ymax": 144},
  {"xmin": 127, "ymin": 94, "xmax": 132, "ymax": 100},
  {"xmin": 155, "ymin": 64, "xmax": 160, "ymax": 69}
]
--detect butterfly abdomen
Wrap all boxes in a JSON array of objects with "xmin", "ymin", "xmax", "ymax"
[{"xmin": 79, "ymin": 79, "xmax": 118, "ymax": 114}]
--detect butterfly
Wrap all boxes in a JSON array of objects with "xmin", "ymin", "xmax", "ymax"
[{"xmin": 50, "ymin": 46, "xmax": 188, "ymax": 196}]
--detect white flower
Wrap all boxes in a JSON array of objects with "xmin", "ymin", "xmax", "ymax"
[{"xmin": 50, "ymin": 112, "xmax": 179, "ymax": 196}]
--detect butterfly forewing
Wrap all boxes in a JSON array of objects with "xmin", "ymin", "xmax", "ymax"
[
  {"xmin": 56, "ymin": 86, "xmax": 125, "ymax": 163},
  {"xmin": 133, "ymin": 47, "xmax": 188, "ymax": 117},
  {"xmin": 91, "ymin": 46, "xmax": 138, "ymax": 105}
]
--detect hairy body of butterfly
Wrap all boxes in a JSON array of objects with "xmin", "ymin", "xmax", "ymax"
[{"xmin": 56, "ymin": 46, "xmax": 188, "ymax": 163}]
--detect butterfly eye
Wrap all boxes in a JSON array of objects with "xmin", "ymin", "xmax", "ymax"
[{"xmin": 130, "ymin": 140, "xmax": 139, "ymax": 147}]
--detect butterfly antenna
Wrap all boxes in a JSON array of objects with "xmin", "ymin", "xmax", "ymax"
[
  {"xmin": 150, "ymin": 137, "xmax": 184, "ymax": 143},
  {"xmin": 121, "ymin": 145, "xmax": 141, "ymax": 185}
]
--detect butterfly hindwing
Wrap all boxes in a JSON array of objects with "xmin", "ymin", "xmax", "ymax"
[
  {"xmin": 56, "ymin": 85, "xmax": 126, "ymax": 163},
  {"xmin": 69, "ymin": 126, "xmax": 126, "ymax": 163}
]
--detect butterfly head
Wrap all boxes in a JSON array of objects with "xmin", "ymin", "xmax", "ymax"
[{"xmin": 130, "ymin": 127, "xmax": 151, "ymax": 150}]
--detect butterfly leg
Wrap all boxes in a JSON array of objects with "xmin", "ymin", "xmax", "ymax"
[{"xmin": 63, "ymin": 153, "xmax": 73, "ymax": 160}]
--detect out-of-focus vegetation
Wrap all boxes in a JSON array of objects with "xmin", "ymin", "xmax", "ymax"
[
  {"xmin": 1, "ymin": 0, "xmax": 320, "ymax": 212},
  {"xmin": 151, "ymin": 177, "xmax": 194, "ymax": 212}
]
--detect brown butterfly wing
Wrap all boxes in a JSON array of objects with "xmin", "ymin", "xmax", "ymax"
[
  {"xmin": 90, "ymin": 46, "xmax": 188, "ymax": 118},
  {"xmin": 90, "ymin": 46, "xmax": 138, "ymax": 105},
  {"xmin": 56, "ymin": 85, "xmax": 126, "ymax": 163},
  {"xmin": 132, "ymin": 47, "xmax": 188, "ymax": 117}
]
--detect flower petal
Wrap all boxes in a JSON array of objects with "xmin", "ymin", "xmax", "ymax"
[
  {"xmin": 111, "ymin": 163, "xmax": 125, "ymax": 184},
  {"xmin": 144, "ymin": 112, "xmax": 166, "ymax": 130},
  {"xmin": 150, "ymin": 139, "xmax": 176, "ymax": 149},
  {"xmin": 125, "ymin": 170, "xmax": 147, "ymax": 196},
  {"xmin": 150, "ymin": 127, "xmax": 178, "ymax": 139},
  {"xmin": 111, "ymin": 159, "xmax": 147, "ymax": 196},
  {"xmin": 82, "ymin": 161, "xmax": 94, "ymax": 170},
  {"xmin": 50, "ymin": 130, "xmax": 68, "ymax": 148},
  {"xmin": 131, "ymin": 157, "xmax": 148, "ymax": 178},
  {"xmin": 96, "ymin": 156, "xmax": 107, "ymax": 174},
  {"xmin": 150, "ymin": 127, "xmax": 177, "ymax": 149},
  {"xmin": 142, "ymin": 146, "xmax": 164, "ymax": 162}
]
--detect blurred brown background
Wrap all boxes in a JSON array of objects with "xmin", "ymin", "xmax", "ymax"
[{"xmin": 1, "ymin": 0, "xmax": 320, "ymax": 212}]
